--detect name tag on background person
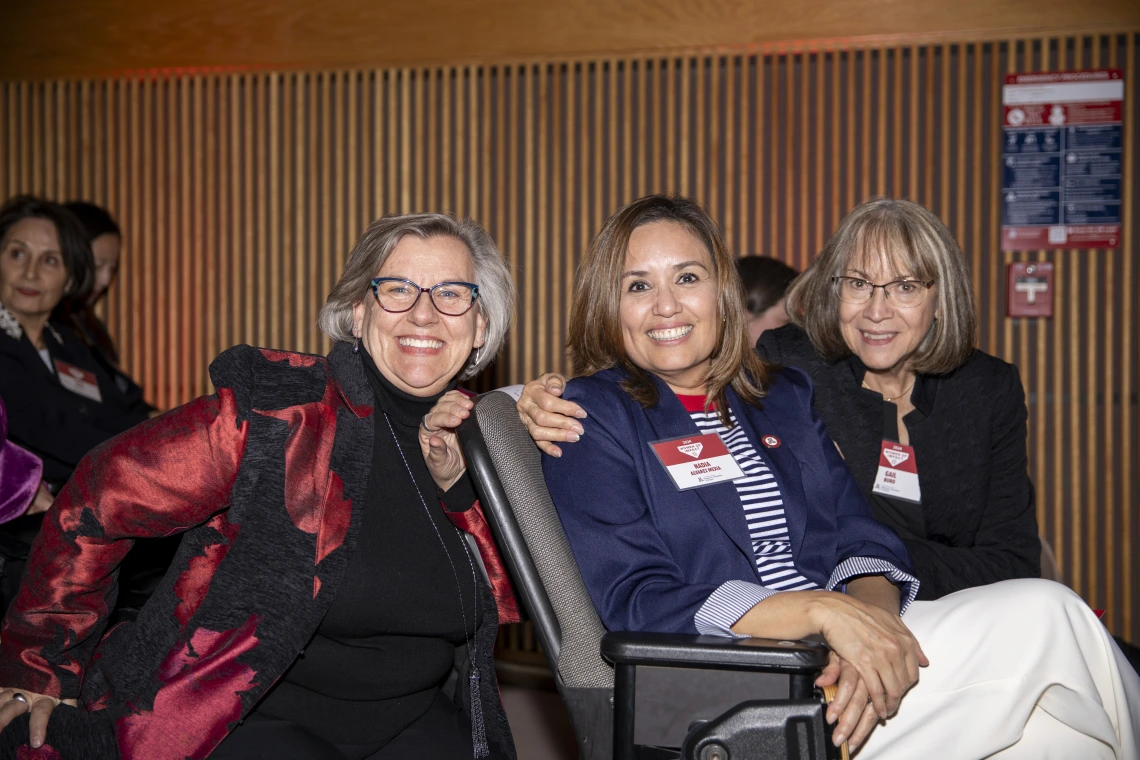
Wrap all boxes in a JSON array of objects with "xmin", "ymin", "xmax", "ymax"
[
  {"xmin": 872, "ymin": 441, "xmax": 921, "ymax": 503},
  {"xmin": 54, "ymin": 359, "xmax": 103, "ymax": 402},
  {"xmin": 650, "ymin": 433, "xmax": 745, "ymax": 490}
]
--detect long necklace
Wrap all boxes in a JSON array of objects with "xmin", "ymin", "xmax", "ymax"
[
  {"xmin": 380, "ymin": 411, "xmax": 489, "ymax": 759},
  {"xmin": 861, "ymin": 378, "xmax": 915, "ymax": 403}
]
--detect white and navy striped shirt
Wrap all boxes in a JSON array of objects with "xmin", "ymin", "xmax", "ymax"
[
  {"xmin": 689, "ymin": 406, "xmax": 818, "ymax": 592},
  {"xmin": 675, "ymin": 396, "xmax": 920, "ymax": 637}
]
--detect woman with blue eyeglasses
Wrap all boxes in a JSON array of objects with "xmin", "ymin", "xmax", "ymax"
[{"xmin": 0, "ymin": 214, "xmax": 519, "ymax": 760}]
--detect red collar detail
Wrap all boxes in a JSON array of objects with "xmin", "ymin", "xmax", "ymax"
[{"xmin": 675, "ymin": 393, "xmax": 717, "ymax": 413}]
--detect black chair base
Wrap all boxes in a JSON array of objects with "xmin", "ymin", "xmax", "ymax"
[{"xmin": 681, "ymin": 700, "xmax": 840, "ymax": 760}]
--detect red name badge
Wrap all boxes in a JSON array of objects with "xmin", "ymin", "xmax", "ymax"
[
  {"xmin": 871, "ymin": 441, "xmax": 921, "ymax": 503},
  {"xmin": 650, "ymin": 433, "xmax": 746, "ymax": 491},
  {"xmin": 54, "ymin": 359, "xmax": 103, "ymax": 403}
]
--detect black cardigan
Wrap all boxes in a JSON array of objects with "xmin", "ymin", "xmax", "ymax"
[
  {"xmin": 0, "ymin": 321, "xmax": 151, "ymax": 487},
  {"xmin": 758, "ymin": 325, "xmax": 1040, "ymax": 599}
]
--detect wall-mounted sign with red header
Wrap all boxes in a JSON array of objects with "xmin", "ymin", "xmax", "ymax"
[{"xmin": 1001, "ymin": 69, "xmax": 1124, "ymax": 251}]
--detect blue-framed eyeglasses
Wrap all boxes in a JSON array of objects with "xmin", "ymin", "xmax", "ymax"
[{"xmin": 370, "ymin": 277, "xmax": 480, "ymax": 316}]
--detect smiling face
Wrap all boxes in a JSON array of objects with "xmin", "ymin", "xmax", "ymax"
[
  {"xmin": 837, "ymin": 249, "xmax": 937, "ymax": 378},
  {"xmin": 352, "ymin": 234, "xmax": 487, "ymax": 397},
  {"xmin": 0, "ymin": 217, "xmax": 70, "ymax": 326},
  {"xmin": 619, "ymin": 220, "xmax": 719, "ymax": 396},
  {"xmin": 88, "ymin": 232, "xmax": 121, "ymax": 305}
]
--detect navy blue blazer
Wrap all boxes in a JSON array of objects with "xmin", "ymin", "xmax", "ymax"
[{"xmin": 543, "ymin": 365, "xmax": 915, "ymax": 635}]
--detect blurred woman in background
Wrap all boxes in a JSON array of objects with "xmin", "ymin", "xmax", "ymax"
[
  {"xmin": 0, "ymin": 195, "xmax": 152, "ymax": 613},
  {"xmin": 63, "ymin": 202, "xmax": 122, "ymax": 364},
  {"xmin": 737, "ymin": 255, "xmax": 798, "ymax": 345}
]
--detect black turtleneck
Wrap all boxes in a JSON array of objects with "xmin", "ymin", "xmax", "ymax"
[{"xmin": 253, "ymin": 349, "xmax": 481, "ymax": 751}]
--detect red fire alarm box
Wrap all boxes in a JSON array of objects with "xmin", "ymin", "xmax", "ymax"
[{"xmin": 1007, "ymin": 261, "xmax": 1054, "ymax": 318}]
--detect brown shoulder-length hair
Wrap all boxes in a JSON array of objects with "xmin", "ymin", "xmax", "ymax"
[
  {"xmin": 785, "ymin": 198, "xmax": 976, "ymax": 374},
  {"xmin": 569, "ymin": 195, "xmax": 773, "ymax": 423}
]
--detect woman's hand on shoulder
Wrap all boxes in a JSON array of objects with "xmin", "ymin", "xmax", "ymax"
[
  {"xmin": 516, "ymin": 373, "xmax": 586, "ymax": 457},
  {"xmin": 0, "ymin": 688, "xmax": 77, "ymax": 748},
  {"xmin": 810, "ymin": 593, "xmax": 928, "ymax": 722},
  {"xmin": 419, "ymin": 391, "xmax": 476, "ymax": 492}
]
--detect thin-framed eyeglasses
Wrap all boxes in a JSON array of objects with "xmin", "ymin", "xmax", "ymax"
[
  {"xmin": 370, "ymin": 277, "xmax": 480, "ymax": 316},
  {"xmin": 831, "ymin": 276, "xmax": 935, "ymax": 308}
]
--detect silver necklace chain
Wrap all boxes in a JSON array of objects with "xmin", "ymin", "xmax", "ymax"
[{"xmin": 379, "ymin": 410, "xmax": 489, "ymax": 758}]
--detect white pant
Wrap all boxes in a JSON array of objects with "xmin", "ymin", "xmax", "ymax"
[{"xmin": 858, "ymin": 579, "xmax": 1140, "ymax": 760}]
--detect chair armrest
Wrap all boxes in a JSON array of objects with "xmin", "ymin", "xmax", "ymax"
[{"xmin": 601, "ymin": 631, "xmax": 828, "ymax": 674}]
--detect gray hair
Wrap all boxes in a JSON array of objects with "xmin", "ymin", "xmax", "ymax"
[
  {"xmin": 318, "ymin": 213, "xmax": 515, "ymax": 380},
  {"xmin": 785, "ymin": 198, "xmax": 976, "ymax": 374}
]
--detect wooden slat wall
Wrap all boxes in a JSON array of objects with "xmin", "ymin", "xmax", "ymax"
[{"xmin": 1, "ymin": 32, "xmax": 1137, "ymax": 649}]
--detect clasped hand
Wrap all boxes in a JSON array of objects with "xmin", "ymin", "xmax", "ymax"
[
  {"xmin": 812, "ymin": 595, "xmax": 928, "ymax": 750},
  {"xmin": 419, "ymin": 390, "xmax": 475, "ymax": 491}
]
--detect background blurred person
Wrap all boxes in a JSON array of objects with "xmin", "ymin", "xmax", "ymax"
[
  {"xmin": 738, "ymin": 255, "xmax": 798, "ymax": 345},
  {"xmin": 0, "ymin": 195, "xmax": 152, "ymax": 614},
  {"xmin": 63, "ymin": 202, "xmax": 121, "ymax": 364}
]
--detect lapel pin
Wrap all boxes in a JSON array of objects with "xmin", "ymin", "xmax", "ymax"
[{"xmin": 761, "ymin": 435, "xmax": 781, "ymax": 449}]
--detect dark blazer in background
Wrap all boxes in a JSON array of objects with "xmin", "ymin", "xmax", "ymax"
[
  {"xmin": 0, "ymin": 321, "xmax": 150, "ymax": 487},
  {"xmin": 543, "ymin": 365, "xmax": 914, "ymax": 635},
  {"xmin": 0, "ymin": 321, "xmax": 157, "ymax": 615},
  {"xmin": 758, "ymin": 324, "xmax": 1040, "ymax": 599}
]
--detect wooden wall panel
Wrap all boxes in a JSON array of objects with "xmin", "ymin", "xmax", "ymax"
[
  {"xmin": 0, "ymin": 31, "xmax": 1137, "ymax": 651},
  {"xmin": 3, "ymin": 0, "xmax": 1138, "ymax": 81}
]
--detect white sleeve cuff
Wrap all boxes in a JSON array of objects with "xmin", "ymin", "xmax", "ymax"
[
  {"xmin": 694, "ymin": 580, "xmax": 779, "ymax": 637},
  {"xmin": 827, "ymin": 557, "xmax": 921, "ymax": 614}
]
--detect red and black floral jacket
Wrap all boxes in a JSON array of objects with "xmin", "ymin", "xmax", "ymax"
[{"xmin": 0, "ymin": 342, "xmax": 519, "ymax": 760}]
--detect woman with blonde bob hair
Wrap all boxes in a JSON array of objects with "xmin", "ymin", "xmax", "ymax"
[
  {"xmin": 539, "ymin": 195, "xmax": 1139, "ymax": 758},
  {"xmin": 0, "ymin": 212, "xmax": 520, "ymax": 760},
  {"xmin": 785, "ymin": 198, "xmax": 976, "ymax": 374},
  {"xmin": 768, "ymin": 197, "xmax": 1036, "ymax": 599}
]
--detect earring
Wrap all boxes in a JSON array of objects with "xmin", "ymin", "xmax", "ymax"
[
  {"xmin": 471, "ymin": 347, "xmax": 482, "ymax": 366},
  {"xmin": 353, "ymin": 337, "xmax": 361, "ymax": 354}
]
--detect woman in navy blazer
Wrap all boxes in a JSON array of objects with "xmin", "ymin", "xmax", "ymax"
[
  {"xmin": 546, "ymin": 365, "xmax": 915, "ymax": 637},
  {"xmin": 542, "ymin": 195, "xmax": 1139, "ymax": 759}
]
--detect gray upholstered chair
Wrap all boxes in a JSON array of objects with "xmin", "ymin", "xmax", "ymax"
[{"xmin": 459, "ymin": 390, "xmax": 841, "ymax": 760}]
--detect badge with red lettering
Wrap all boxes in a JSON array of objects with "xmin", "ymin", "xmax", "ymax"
[
  {"xmin": 54, "ymin": 359, "xmax": 103, "ymax": 402},
  {"xmin": 650, "ymin": 433, "xmax": 746, "ymax": 490},
  {"xmin": 871, "ymin": 440, "xmax": 920, "ymax": 503}
]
